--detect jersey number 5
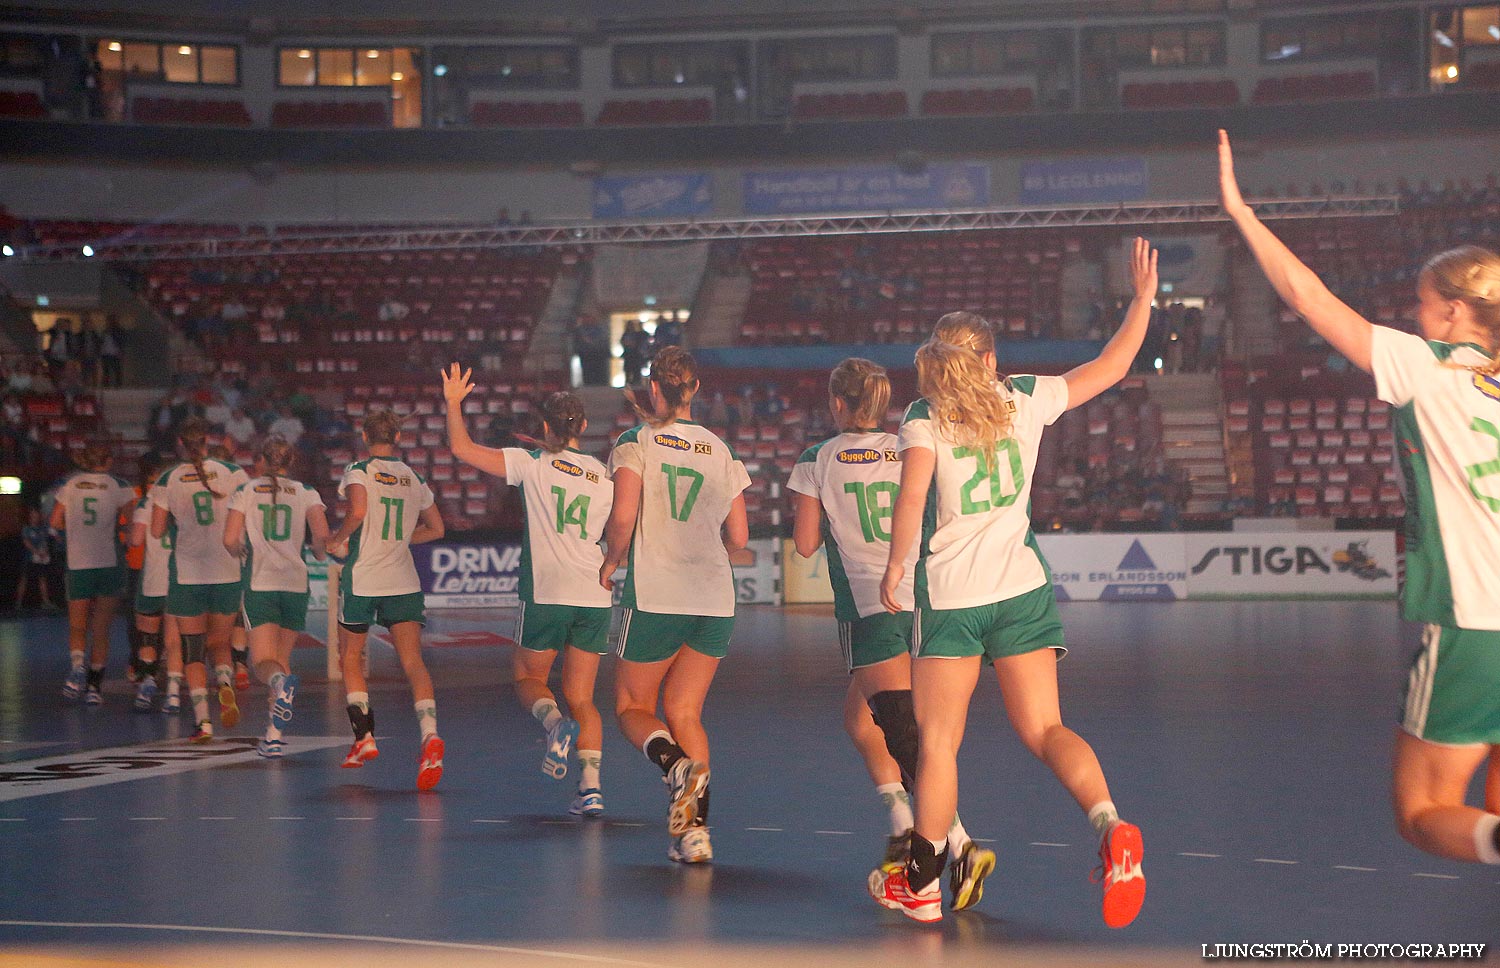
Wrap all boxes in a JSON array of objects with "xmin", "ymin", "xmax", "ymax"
[{"xmin": 661, "ymin": 464, "xmax": 704, "ymax": 523}]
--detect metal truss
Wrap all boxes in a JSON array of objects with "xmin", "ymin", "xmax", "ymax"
[{"xmin": 14, "ymin": 196, "xmax": 1398, "ymax": 263}]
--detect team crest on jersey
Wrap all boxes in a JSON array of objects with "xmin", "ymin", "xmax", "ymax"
[
  {"xmin": 253, "ymin": 483, "xmax": 283, "ymax": 494},
  {"xmin": 1475, "ymin": 373, "xmax": 1500, "ymax": 403},
  {"xmin": 836, "ymin": 448, "xmax": 883, "ymax": 465},
  {"xmin": 73, "ymin": 480, "xmax": 104, "ymax": 490},
  {"xmin": 551, "ymin": 458, "xmax": 584, "ymax": 478},
  {"xmin": 694, "ymin": 442, "xmax": 713, "ymax": 455},
  {"xmin": 654, "ymin": 433, "xmax": 692, "ymax": 452},
  {"xmin": 373, "ymin": 471, "xmax": 408, "ymax": 486}
]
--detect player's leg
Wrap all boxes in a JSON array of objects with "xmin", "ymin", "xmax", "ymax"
[
  {"xmin": 561, "ymin": 645, "xmax": 605, "ymax": 815},
  {"xmin": 388, "ymin": 618, "xmax": 442, "ymax": 791},
  {"xmin": 206, "ymin": 609, "xmax": 239, "ymax": 728},
  {"xmin": 1392, "ymin": 731, "xmax": 1494, "ymax": 861},
  {"xmin": 82, "ymin": 594, "xmax": 119, "ymax": 704},
  {"xmin": 133, "ymin": 610, "xmax": 163, "ymax": 711},
  {"xmin": 61, "ymin": 593, "xmax": 90, "ymax": 699},
  {"xmin": 338, "ymin": 622, "xmax": 379, "ymax": 768}
]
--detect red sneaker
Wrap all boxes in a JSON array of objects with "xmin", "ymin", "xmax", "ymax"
[
  {"xmin": 341, "ymin": 735, "xmax": 379, "ymax": 769},
  {"xmin": 189, "ymin": 720, "xmax": 214, "ymax": 744},
  {"xmin": 417, "ymin": 735, "xmax": 444, "ymax": 791},
  {"xmin": 867, "ymin": 865, "xmax": 942, "ymax": 923},
  {"xmin": 234, "ymin": 666, "xmax": 250, "ymax": 692},
  {"xmin": 1094, "ymin": 820, "xmax": 1146, "ymax": 928},
  {"xmin": 217, "ymin": 684, "xmax": 240, "ymax": 728}
]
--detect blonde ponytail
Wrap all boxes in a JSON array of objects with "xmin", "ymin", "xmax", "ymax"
[
  {"xmin": 915, "ymin": 312, "xmax": 1013, "ymax": 460},
  {"xmin": 1424, "ymin": 246, "xmax": 1500, "ymax": 375},
  {"xmin": 828, "ymin": 358, "xmax": 891, "ymax": 430}
]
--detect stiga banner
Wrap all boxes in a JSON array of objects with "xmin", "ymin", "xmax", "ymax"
[
  {"xmin": 1183, "ymin": 531, "xmax": 1397, "ymax": 598},
  {"xmin": 1036, "ymin": 534, "xmax": 1187, "ymax": 602}
]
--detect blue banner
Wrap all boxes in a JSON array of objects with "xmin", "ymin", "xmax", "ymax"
[
  {"xmin": 742, "ymin": 163, "xmax": 990, "ymax": 215},
  {"xmin": 1019, "ymin": 157, "xmax": 1148, "ymax": 205},
  {"xmin": 413, "ymin": 541, "xmax": 522, "ymax": 609},
  {"xmin": 593, "ymin": 173, "xmax": 712, "ymax": 220}
]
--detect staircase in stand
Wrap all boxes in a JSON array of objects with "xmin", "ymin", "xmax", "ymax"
[{"xmin": 1145, "ymin": 373, "xmax": 1228, "ymax": 516}]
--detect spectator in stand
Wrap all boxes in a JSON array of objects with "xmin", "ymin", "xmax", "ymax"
[
  {"xmin": 260, "ymin": 298, "xmax": 286, "ymax": 324},
  {"xmin": 378, "ymin": 297, "xmax": 411, "ymax": 323},
  {"xmin": 620, "ymin": 320, "xmax": 648, "ymax": 388},
  {"xmin": 55, "ymin": 359, "xmax": 85, "ymax": 405},
  {"xmin": 77, "ymin": 322, "xmax": 101, "ymax": 388},
  {"xmin": 202, "ymin": 388, "xmax": 232, "ymax": 431},
  {"xmin": 15, "ymin": 507, "xmax": 56, "ymax": 611},
  {"xmin": 655, "ymin": 312, "xmax": 684, "ymax": 349},
  {"xmin": 570, "ymin": 315, "xmax": 609, "ymax": 387},
  {"xmin": 46, "ymin": 320, "xmax": 71, "ymax": 381},
  {"xmin": 224, "ymin": 406, "xmax": 257, "ymax": 451},
  {"xmin": 269, "ymin": 406, "xmax": 304, "ymax": 447},
  {"xmin": 2, "ymin": 392, "xmax": 33, "ymax": 464},
  {"xmin": 98, "ymin": 318, "xmax": 124, "ymax": 388}
]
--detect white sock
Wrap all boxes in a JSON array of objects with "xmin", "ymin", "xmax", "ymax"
[
  {"xmin": 1088, "ymin": 800, "xmax": 1120, "ymax": 838},
  {"xmin": 876, "ymin": 783, "xmax": 913, "ymax": 836},
  {"xmin": 346, "ymin": 691, "xmax": 369, "ymax": 713},
  {"xmin": 214, "ymin": 664, "xmax": 233, "ymax": 688},
  {"xmin": 531, "ymin": 698, "xmax": 563, "ymax": 732},
  {"xmin": 949, "ymin": 813, "xmax": 973, "ymax": 854},
  {"xmin": 1474, "ymin": 814, "xmax": 1500, "ymax": 865},
  {"xmin": 578, "ymin": 750, "xmax": 602, "ymax": 791},
  {"xmin": 70, "ymin": 650, "xmax": 84, "ymax": 669},
  {"xmin": 190, "ymin": 688, "xmax": 209, "ymax": 723},
  {"xmin": 166, "ymin": 674, "xmax": 181, "ymax": 698},
  {"xmin": 642, "ymin": 728, "xmax": 672, "ymax": 759},
  {"xmin": 414, "ymin": 699, "xmax": 438, "ymax": 740}
]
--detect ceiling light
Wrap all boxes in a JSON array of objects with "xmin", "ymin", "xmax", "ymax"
[
  {"xmin": 367, "ymin": 49, "xmax": 381, "ymax": 59},
  {"xmin": 178, "ymin": 46, "xmax": 192, "ymax": 56},
  {"xmin": 107, "ymin": 41, "xmax": 122, "ymax": 52},
  {"xmin": 1447, "ymin": 64, "xmax": 1459, "ymax": 79},
  {"xmin": 433, "ymin": 64, "xmax": 447, "ymax": 76},
  {"xmin": 390, "ymin": 71, "xmax": 403, "ymax": 80},
  {"xmin": 82, "ymin": 245, "xmax": 95, "ymax": 257},
  {"xmin": 1433, "ymin": 29, "xmax": 1456, "ymax": 48},
  {"xmin": 298, "ymin": 49, "xmax": 311, "ymax": 58}
]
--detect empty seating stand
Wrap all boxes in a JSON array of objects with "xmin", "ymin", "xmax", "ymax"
[
  {"xmin": 134, "ymin": 96, "xmax": 252, "ymax": 126},
  {"xmin": 469, "ymin": 101, "xmax": 585, "ymax": 126},
  {"xmin": 1252, "ymin": 72, "xmax": 1376, "ymax": 103},
  {"xmin": 1465, "ymin": 61, "xmax": 1500, "ymax": 90},
  {"xmin": 792, "ymin": 91, "xmax": 908, "ymax": 120},
  {"xmin": 919, "ymin": 87, "xmax": 1034, "ymax": 116},
  {"xmin": 271, "ymin": 100, "xmax": 387, "ymax": 128},
  {"xmin": 0, "ymin": 90, "xmax": 46, "ymax": 119},
  {"xmin": 1120, "ymin": 79, "xmax": 1239, "ymax": 109},
  {"xmin": 596, "ymin": 99, "xmax": 713, "ymax": 125}
]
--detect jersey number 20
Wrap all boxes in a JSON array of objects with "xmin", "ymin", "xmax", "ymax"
[{"xmin": 955, "ymin": 441, "xmax": 1024, "ymax": 515}]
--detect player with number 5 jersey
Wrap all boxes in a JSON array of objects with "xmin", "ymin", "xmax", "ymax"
[
  {"xmin": 329, "ymin": 408, "xmax": 447, "ymax": 790},
  {"xmin": 442, "ymin": 365, "xmax": 614, "ymax": 816},
  {"xmin": 601, "ymin": 346, "xmax": 750, "ymax": 864}
]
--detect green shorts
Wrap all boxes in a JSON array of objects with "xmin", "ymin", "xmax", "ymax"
[
  {"xmin": 135, "ymin": 590, "xmax": 166, "ymax": 616},
  {"xmin": 339, "ymin": 590, "xmax": 426, "ymax": 632},
  {"xmin": 66, "ymin": 566, "xmax": 126, "ymax": 602},
  {"xmin": 517, "ymin": 601, "xmax": 611, "ymax": 655},
  {"xmin": 167, "ymin": 579, "xmax": 242, "ymax": 619},
  {"xmin": 913, "ymin": 582, "xmax": 1066, "ymax": 662},
  {"xmin": 839, "ymin": 611, "xmax": 913, "ymax": 673},
  {"xmin": 243, "ymin": 588, "xmax": 311, "ymax": 632},
  {"xmin": 615, "ymin": 609, "xmax": 734, "ymax": 663},
  {"xmin": 1401, "ymin": 624, "xmax": 1500, "ymax": 746}
]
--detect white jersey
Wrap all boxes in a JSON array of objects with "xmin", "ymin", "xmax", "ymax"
[
  {"xmin": 228, "ymin": 476, "xmax": 325, "ymax": 593},
  {"xmin": 504, "ymin": 447, "xmax": 613, "ymax": 608},
  {"xmin": 151, "ymin": 459, "xmax": 248, "ymax": 587},
  {"xmin": 1372, "ymin": 327, "xmax": 1500, "ymax": 630},
  {"xmin": 787, "ymin": 431, "xmax": 915, "ymax": 620},
  {"xmin": 134, "ymin": 498, "xmax": 172, "ymax": 598},
  {"xmin": 608, "ymin": 420, "xmax": 751, "ymax": 617},
  {"xmin": 55, "ymin": 471, "xmax": 135, "ymax": 571},
  {"xmin": 338, "ymin": 457, "xmax": 433, "ymax": 598},
  {"xmin": 899, "ymin": 375, "xmax": 1068, "ymax": 611}
]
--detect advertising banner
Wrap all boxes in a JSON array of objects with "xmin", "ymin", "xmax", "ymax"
[
  {"xmin": 781, "ymin": 539, "xmax": 835, "ymax": 605},
  {"xmin": 743, "ymin": 163, "xmax": 990, "ymax": 215},
  {"xmin": 1036, "ymin": 534, "xmax": 1187, "ymax": 602},
  {"xmin": 414, "ymin": 541, "xmax": 523, "ymax": 609},
  {"xmin": 1019, "ymin": 157, "xmax": 1148, "ymax": 205},
  {"xmin": 1183, "ymin": 531, "xmax": 1397, "ymax": 597},
  {"xmin": 593, "ymin": 173, "xmax": 713, "ymax": 220}
]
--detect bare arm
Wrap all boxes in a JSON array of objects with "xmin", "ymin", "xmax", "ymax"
[
  {"xmin": 306, "ymin": 504, "xmax": 330, "ymax": 560},
  {"xmin": 49, "ymin": 500, "xmax": 64, "ymax": 531},
  {"xmin": 880, "ymin": 446, "xmax": 935, "ymax": 613},
  {"xmin": 722, "ymin": 493, "xmax": 749, "ymax": 553},
  {"xmin": 440, "ymin": 363, "xmax": 509, "ymax": 478},
  {"xmin": 409, "ymin": 503, "xmax": 444, "ymax": 546},
  {"xmin": 222, "ymin": 508, "xmax": 246, "ymax": 557},
  {"xmin": 1219, "ymin": 129, "xmax": 1373, "ymax": 372},
  {"xmin": 599, "ymin": 468, "xmax": 642, "ymax": 590},
  {"xmin": 150, "ymin": 503, "xmax": 169, "ymax": 541},
  {"xmin": 327, "ymin": 482, "xmax": 367, "ymax": 556},
  {"xmin": 792, "ymin": 492, "xmax": 824, "ymax": 558},
  {"xmin": 1062, "ymin": 236, "xmax": 1158, "ymax": 411}
]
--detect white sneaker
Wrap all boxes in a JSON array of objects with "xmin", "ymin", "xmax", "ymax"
[
  {"xmin": 668, "ymin": 826, "xmax": 713, "ymax": 864},
  {"xmin": 663, "ymin": 758, "xmax": 709, "ymax": 836}
]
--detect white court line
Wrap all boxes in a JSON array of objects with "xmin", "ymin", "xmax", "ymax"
[
  {"xmin": 1179, "ymin": 852, "xmax": 1221, "ymax": 859},
  {"xmin": 268, "ymin": 816, "xmax": 305, "ymax": 821},
  {"xmin": 198, "ymin": 816, "xmax": 235, "ymax": 821},
  {"xmin": 0, "ymin": 817, "xmax": 25, "ymax": 822},
  {"xmin": 1030, "ymin": 842, "xmax": 1070, "ymax": 848},
  {"xmin": 59, "ymin": 817, "xmax": 94, "ymax": 821},
  {"xmin": 0, "ymin": 920, "xmax": 677, "ymax": 967},
  {"xmin": 608, "ymin": 822, "xmax": 646, "ymax": 828},
  {"xmin": 404, "ymin": 818, "xmax": 442, "ymax": 823},
  {"xmin": 745, "ymin": 827, "xmax": 782, "ymax": 832},
  {"xmin": 337, "ymin": 817, "xmax": 375, "ymax": 821},
  {"xmin": 815, "ymin": 830, "xmax": 853, "ymax": 835},
  {"xmin": 1254, "ymin": 858, "xmax": 1298, "ymax": 865},
  {"xmin": 472, "ymin": 819, "xmax": 510, "ymax": 824},
  {"xmin": 541, "ymin": 820, "xmax": 578, "ymax": 825},
  {"xmin": 129, "ymin": 816, "xmax": 166, "ymax": 821},
  {"xmin": 1334, "ymin": 865, "xmax": 1377, "ymax": 872},
  {"xmin": 972, "ymin": 838, "xmax": 996, "ymax": 843},
  {"xmin": 1413, "ymin": 872, "xmax": 1461, "ymax": 880}
]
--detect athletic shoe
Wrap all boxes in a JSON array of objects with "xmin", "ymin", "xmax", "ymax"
[
  {"xmin": 416, "ymin": 735, "xmax": 444, "ymax": 791},
  {"xmin": 569, "ymin": 788, "xmax": 605, "ymax": 817},
  {"xmin": 162, "ymin": 692, "xmax": 181, "ymax": 715},
  {"xmin": 882, "ymin": 830, "xmax": 911, "ymax": 871},
  {"xmin": 61, "ymin": 666, "xmax": 86, "ymax": 700},
  {"xmin": 271, "ymin": 673, "xmax": 298, "ymax": 725},
  {"xmin": 664, "ymin": 758, "xmax": 710, "ymax": 836},
  {"xmin": 84, "ymin": 686, "xmax": 103, "ymax": 706},
  {"xmin": 341, "ymin": 735, "xmax": 379, "ymax": 768},
  {"xmin": 133, "ymin": 677, "xmax": 158, "ymax": 713},
  {"xmin": 867, "ymin": 865, "xmax": 942, "ymax": 923},
  {"xmin": 542, "ymin": 716, "xmax": 579, "ymax": 780},
  {"xmin": 1093, "ymin": 820, "xmax": 1146, "ymax": 929},
  {"xmin": 218, "ymin": 684, "xmax": 240, "ymax": 728},
  {"xmin": 257, "ymin": 737, "xmax": 285, "ymax": 758},
  {"xmin": 234, "ymin": 666, "xmax": 250, "ymax": 692},
  {"xmin": 190, "ymin": 720, "xmax": 213, "ymax": 743},
  {"xmin": 947, "ymin": 842, "xmax": 997, "ymax": 911},
  {"xmin": 668, "ymin": 827, "xmax": 713, "ymax": 864},
  {"xmin": 125, "ymin": 662, "xmax": 141, "ymax": 684}
]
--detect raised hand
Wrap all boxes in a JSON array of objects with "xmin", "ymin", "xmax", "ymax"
[
  {"xmin": 1218, "ymin": 129, "xmax": 1251, "ymax": 219},
  {"xmin": 440, "ymin": 363, "xmax": 474, "ymax": 407},
  {"xmin": 1130, "ymin": 236, "xmax": 1158, "ymax": 301}
]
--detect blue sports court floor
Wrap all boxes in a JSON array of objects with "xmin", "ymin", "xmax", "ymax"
[{"xmin": 1, "ymin": 600, "xmax": 1496, "ymax": 966}]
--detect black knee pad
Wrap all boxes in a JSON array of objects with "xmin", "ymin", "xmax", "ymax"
[
  {"xmin": 182, "ymin": 632, "xmax": 206, "ymax": 665},
  {"xmin": 868, "ymin": 689, "xmax": 919, "ymax": 787},
  {"xmin": 339, "ymin": 622, "xmax": 370, "ymax": 635}
]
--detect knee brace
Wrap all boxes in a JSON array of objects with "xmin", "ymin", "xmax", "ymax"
[
  {"xmin": 181, "ymin": 632, "xmax": 206, "ymax": 666},
  {"xmin": 868, "ymin": 689, "xmax": 918, "ymax": 789},
  {"xmin": 339, "ymin": 621, "xmax": 371, "ymax": 635}
]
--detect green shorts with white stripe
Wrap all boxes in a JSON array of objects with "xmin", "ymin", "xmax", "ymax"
[
  {"xmin": 516, "ymin": 601, "xmax": 611, "ymax": 655},
  {"xmin": 615, "ymin": 609, "xmax": 733, "ymax": 662},
  {"xmin": 838, "ymin": 611, "xmax": 912, "ymax": 673},
  {"xmin": 1401, "ymin": 623, "xmax": 1500, "ymax": 746}
]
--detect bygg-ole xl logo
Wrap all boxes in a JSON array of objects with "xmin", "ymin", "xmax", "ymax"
[
  {"xmin": 654, "ymin": 433, "xmax": 692, "ymax": 452},
  {"xmin": 1474, "ymin": 373, "xmax": 1500, "ymax": 403},
  {"xmin": 836, "ymin": 448, "xmax": 882, "ymax": 464},
  {"xmin": 551, "ymin": 458, "xmax": 584, "ymax": 478}
]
